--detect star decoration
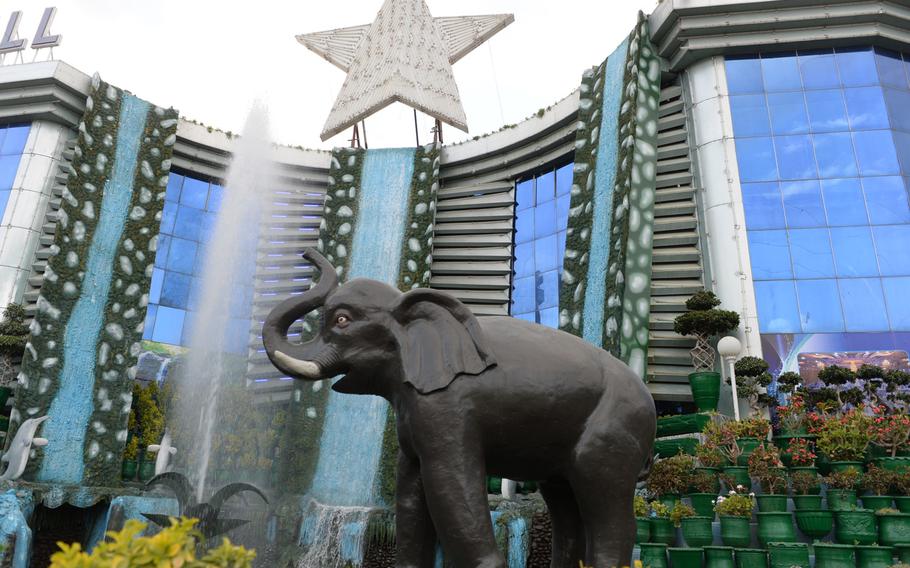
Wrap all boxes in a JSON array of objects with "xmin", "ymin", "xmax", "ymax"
[{"xmin": 297, "ymin": 0, "xmax": 514, "ymax": 141}]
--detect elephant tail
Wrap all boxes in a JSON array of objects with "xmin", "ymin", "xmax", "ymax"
[{"xmin": 637, "ymin": 452, "xmax": 655, "ymax": 483}]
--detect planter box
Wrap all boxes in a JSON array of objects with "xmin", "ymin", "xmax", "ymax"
[
  {"xmin": 636, "ymin": 517, "xmax": 651, "ymax": 544},
  {"xmin": 688, "ymin": 493, "xmax": 718, "ymax": 519},
  {"xmin": 654, "ymin": 436, "xmax": 700, "ymax": 458},
  {"xmin": 657, "ymin": 413, "xmax": 713, "ymax": 438},
  {"xmin": 756, "ymin": 494, "xmax": 787, "ymax": 513},
  {"xmin": 826, "ymin": 489, "xmax": 858, "ymax": 511},
  {"xmin": 650, "ymin": 517, "xmax": 677, "ymax": 546}
]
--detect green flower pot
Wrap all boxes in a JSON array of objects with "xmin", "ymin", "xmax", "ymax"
[
  {"xmin": 121, "ymin": 459, "xmax": 137, "ymax": 481},
  {"xmin": 689, "ymin": 493, "xmax": 718, "ymax": 519},
  {"xmin": 756, "ymin": 494, "xmax": 788, "ymax": 513},
  {"xmin": 487, "ymin": 476, "xmax": 502, "ymax": 493},
  {"xmin": 640, "ymin": 542, "xmax": 669, "ymax": 568},
  {"xmin": 835, "ymin": 509, "xmax": 877, "ymax": 545},
  {"xmin": 756, "ymin": 512, "xmax": 796, "ymax": 546},
  {"xmin": 878, "ymin": 512, "xmax": 910, "ymax": 546},
  {"xmin": 830, "ymin": 461, "xmax": 864, "ymax": 475},
  {"xmin": 733, "ymin": 548, "xmax": 767, "ymax": 568},
  {"xmin": 861, "ymin": 495, "xmax": 893, "ymax": 511},
  {"xmin": 722, "ymin": 466, "xmax": 751, "ymax": 492},
  {"xmin": 894, "ymin": 496, "xmax": 910, "ymax": 513},
  {"xmin": 789, "ymin": 466, "xmax": 821, "ymax": 494},
  {"xmin": 773, "ymin": 434, "xmax": 804, "ymax": 468},
  {"xmin": 817, "ymin": 451, "xmax": 833, "ymax": 476},
  {"xmin": 813, "ymin": 543, "xmax": 855, "ymax": 568},
  {"xmin": 704, "ymin": 546, "xmax": 735, "ymax": 568},
  {"xmin": 637, "ymin": 517, "xmax": 651, "ymax": 544},
  {"xmin": 766, "ymin": 542, "xmax": 809, "ymax": 568},
  {"xmin": 660, "ymin": 494, "xmax": 683, "ymax": 511},
  {"xmin": 855, "ymin": 545, "xmax": 893, "ymax": 568},
  {"xmin": 780, "ymin": 425, "xmax": 809, "ymax": 436},
  {"xmin": 655, "ymin": 437, "xmax": 700, "ymax": 458},
  {"xmin": 651, "ymin": 517, "xmax": 677, "ymax": 546},
  {"xmin": 826, "ymin": 489, "xmax": 858, "ymax": 511},
  {"xmin": 872, "ymin": 456, "xmax": 910, "ymax": 472},
  {"xmin": 737, "ymin": 438, "xmax": 761, "ymax": 466},
  {"xmin": 669, "ymin": 547, "xmax": 703, "ymax": 568},
  {"xmin": 794, "ymin": 509, "xmax": 833, "ymax": 539},
  {"xmin": 792, "ymin": 495, "xmax": 823, "ymax": 510},
  {"xmin": 659, "ymin": 413, "xmax": 714, "ymax": 438},
  {"xmin": 694, "ymin": 469, "xmax": 722, "ymax": 494},
  {"xmin": 0, "ymin": 386, "xmax": 11, "ymax": 410},
  {"xmin": 682, "ymin": 516, "xmax": 715, "ymax": 548},
  {"xmin": 138, "ymin": 459, "xmax": 155, "ymax": 482},
  {"xmin": 720, "ymin": 516, "xmax": 752, "ymax": 548},
  {"xmin": 689, "ymin": 371, "xmax": 721, "ymax": 412},
  {"xmin": 897, "ymin": 544, "xmax": 910, "ymax": 564}
]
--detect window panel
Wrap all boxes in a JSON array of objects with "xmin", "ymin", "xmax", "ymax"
[
  {"xmin": 727, "ymin": 57, "xmax": 765, "ymax": 94},
  {"xmin": 781, "ymin": 180, "xmax": 826, "ymax": 227},
  {"xmin": 173, "ymin": 206, "xmax": 204, "ymax": 242},
  {"xmin": 516, "ymin": 179, "xmax": 534, "ymax": 211},
  {"xmin": 165, "ymin": 174, "xmax": 183, "ymax": 202},
  {"xmin": 0, "ymin": 125, "xmax": 29, "ymax": 155},
  {"xmin": 761, "ymin": 52, "xmax": 802, "ymax": 92},
  {"xmin": 839, "ymin": 278, "xmax": 890, "ymax": 331},
  {"xmin": 152, "ymin": 306, "xmax": 185, "ymax": 345},
  {"xmin": 768, "ymin": 92, "xmax": 809, "ymax": 135},
  {"xmin": 742, "ymin": 182, "xmax": 785, "ymax": 229},
  {"xmin": 805, "ymin": 90, "xmax": 849, "ymax": 132},
  {"xmin": 893, "ymin": 132, "xmax": 910, "ymax": 175},
  {"xmin": 883, "ymin": 277, "xmax": 910, "ymax": 331},
  {"xmin": 180, "ymin": 176, "xmax": 209, "ymax": 209},
  {"xmin": 515, "ymin": 207, "xmax": 533, "ymax": 244},
  {"xmin": 748, "ymin": 230, "xmax": 792, "ymax": 279},
  {"xmin": 0, "ymin": 156, "xmax": 20, "ymax": 188},
  {"xmin": 844, "ymin": 87, "xmax": 890, "ymax": 130},
  {"xmin": 836, "ymin": 47, "xmax": 879, "ymax": 87},
  {"xmin": 556, "ymin": 164, "xmax": 573, "ymax": 196},
  {"xmin": 538, "ymin": 270, "xmax": 559, "ymax": 309},
  {"xmin": 812, "ymin": 133, "xmax": 858, "ymax": 178},
  {"xmin": 853, "ymin": 130, "xmax": 901, "ymax": 176},
  {"xmin": 160, "ymin": 271, "xmax": 192, "ymax": 309},
  {"xmin": 789, "ymin": 228, "xmax": 836, "ymax": 278},
  {"xmin": 872, "ymin": 225, "xmax": 910, "ymax": 276},
  {"xmin": 166, "ymin": 237, "xmax": 197, "ymax": 274},
  {"xmin": 159, "ymin": 200, "xmax": 178, "ymax": 235},
  {"xmin": 830, "ymin": 226, "xmax": 880, "ymax": 277},
  {"xmin": 883, "ymin": 88, "xmax": 910, "ymax": 131},
  {"xmin": 754, "ymin": 280, "xmax": 801, "ymax": 333},
  {"xmin": 149, "ymin": 268, "xmax": 164, "ymax": 304},
  {"xmin": 730, "ymin": 95, "xmax": 771, "ymax": 137},
  {"xmin": 796, "ymin": 279, "xmax": 845, "ymax": 332},
  {"xmin": 557, "ymin": 194, "xmax": 570, "ymax": 231},
  {"xmin": 536, "ymin": 171, "xmax": 555, "ymax": 205},
  {"xmin": 775, "ymin": 135, "xmax": 817, "ymax": 180},
  {"xmin": 143, "ymin": 304, "xmax": 157, "ymax": 340},
  {"xmin": 799, "ymin": 49, "xmax": 840, "ymax": 90},
  {"xmin": 156, "ymin": 235, "xmax": 171, "ymax": 269},
  {"xmin": 539, "ymin": 307, "xmax": 559, "ymax": 328},
  {"xmin": 736, "ymin": 137, "xmax": 778, "ymax": 182},
  {"xmin": 863, "ymin": 176, "xmax": 910, "ymax": 225},
  {"xmin": 534, "ymin": 199, "xmax": 556, "ymax": 239},
  {"xmin": 875, "ymin": 48, "xmax": 908, "ymax": 89},
  {"xmin": 513, "ymin": 242, "xmax": 534, "ymax": 278},
  {"xmin": 821, "ymin": 178, "xmax": 869, "ymax": 226},
  {"xmin": 534, "ymin": 233, "xmax": 558, "ymax": 273},
  {"xmin": 207, "ymin": 184, "xmax": 224, "ymax": 212}
]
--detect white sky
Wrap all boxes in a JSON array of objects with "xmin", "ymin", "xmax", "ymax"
[{"xmin": 14, "ymin": 0, "xmax": 656, "ymax": 149}]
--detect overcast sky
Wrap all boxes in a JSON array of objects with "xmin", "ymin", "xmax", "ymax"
[{"xmin": 19, "ymin": 1, "xmax": 655, "ymax": 148}]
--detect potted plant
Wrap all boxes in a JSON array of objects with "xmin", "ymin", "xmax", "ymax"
[
  {"xmin": 825, "ymin": 469, "xmax": 862, "ymax": 511},
  {"xmin": 734, "ymin": 356, "xmax": 774, "ymax": 417},
  {"xmin": 647, "ymin": 453, "xmax": 694, "ymax": 507},
  {"xmin": 122, "ymin": 435, "xmax": 139, "ymax": 481},
  {"xmin": 689, "ymin": 471, "xmax": 720, "ymax": 518},
  {"xmin": 0, "ymin": 303, "xmax": 27, "ymax": 415},
  {"xmin": 834, "ymin": 506, "xmax": 878, "ymax": 545},
  {"xmin": 861, "ymin": 465, "xmax": 895, "ymax": 511},
  {"xmin": 634, "ymin": 494, "xmax": 651, "ymax": 544},
  {"xmin": 894, "ymin": 469, "xmax": 910, "ymax": 513},
  {"xmin": 876, "ymin": 507, "xmax": 910, "ymax": 547},
  {"xmin": 747, "ymin": 444, "xmax": 788, "ymax": 512},
  {"xmin": 817, "ymin": 409, "xmax": 872, "ymax": 474},
  {"xmin": 673, "ymin": 290, "xmax": 740, "ymax": 412},
  {"xmin": 696, "ymin": 440, "xmax": 727, "ymax": 471},
  {"xmin": 649, "ymin": 501, "xmax": 676, "ymax": 546},
  {"xmin": 792, "ymin": 470, "xmax": 823, "ymax": 509},
  {"xmin": 733, "ymin": 418, "xmax": 771, "ymax": 466},
  {"xmin": 135, "ymin": 382, "xmax": 165, "ymax": 482},
  {"xmin": 869, "ymin": 393, "xmax": 910, "ymax": 470},
  {"xmin": 714, "ymin": 489, "xmax": 754, "ymax": 548},
  {"xmin": 673, "ymin": 501, "xmax": 711, "ymax": 547},
  {"xmin": 776, "ymin": 374, "xmax": 807, "ymax": 433},
  {"xmin": 784, "ymin": 436, "xmax": 817, "ymax": 471}
]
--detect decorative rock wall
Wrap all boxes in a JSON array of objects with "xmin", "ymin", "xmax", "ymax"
[{"xmin": 11, "ymin": 75, "xmax": 177, "ymax": 486}]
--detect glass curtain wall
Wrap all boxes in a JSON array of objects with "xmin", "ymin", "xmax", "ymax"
[{"xmin": 0, "ymin": 124, "xmax": 30, "ymax": 221}]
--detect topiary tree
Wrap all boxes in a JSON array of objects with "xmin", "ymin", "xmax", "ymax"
[
  {"xmin": 673, "ymin": 290, "xmax": 740, "ymax": 372},
  {"xmin": 733, "ymin": 356, "xmax": 774, "ymax": 415},
  {"xmin": 776, "ymin": 371, "xmax": 803, "ymax": 395}
]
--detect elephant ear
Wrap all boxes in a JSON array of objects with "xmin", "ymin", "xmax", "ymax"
[{"xmin": 391, "ymin": 289, "xmax": 496, "ymax": 394}]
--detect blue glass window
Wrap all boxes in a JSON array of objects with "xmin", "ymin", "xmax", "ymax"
[
  {"xmin": 727, "ymin": 50, "xmax": 910, "ymax": 335},
  {"xmin": 0, "ymin": 123, "xmax": 30, "ymax": 222},
  {"xmin": 511, "ymin": 164, "xmax": 572, "ymax": 325}
]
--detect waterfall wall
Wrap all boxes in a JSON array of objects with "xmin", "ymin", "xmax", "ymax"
[{"xmin": 13, "ymin": 75, "xmax": 178, "ymax": 485}]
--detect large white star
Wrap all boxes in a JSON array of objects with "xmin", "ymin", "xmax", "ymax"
[{"xmin": 297, "ymin": 0, "xmax": 514, "ymax": 141}]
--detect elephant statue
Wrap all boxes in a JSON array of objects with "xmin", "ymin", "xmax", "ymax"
[{"xmin": 263, "ymin": 249, "xmax": 656, "ymax": 568}]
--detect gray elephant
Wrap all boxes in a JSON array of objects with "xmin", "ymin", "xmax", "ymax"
[{"xmin": 263, "ymin": 249, "xmax": 656, "ymax": 568}]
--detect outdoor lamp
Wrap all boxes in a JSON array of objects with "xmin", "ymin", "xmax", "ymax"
[{"xmin": 717, "ymin": 336, "xmax": 743, "ymax": 421}]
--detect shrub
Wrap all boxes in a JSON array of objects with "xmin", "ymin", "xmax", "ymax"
[
  {"xmin": 816, "ymin": 409, "xmax": 872, "ymax": 462},
  {"xmin": 651, "ymin": 501, "xmax": 671, "ymax": 518},
  {"xmin": 894, "ymin": 470, "xmax": 910, "ymax": 496},
  {"xmin": 748, "ymin": 443, "xmax": 787, "ymax": 494},
  {"xmin": 714, "ymin": 490, "xmax": 755, "ymax": 517},
  {"xmin": 734, "ymin": 417, "xmax": 771, "ymax": 440},
  {"xmin": 790, "ymin": 470, "xmax": 818, "ymax": 495},
  {"xmin": 862, "ymin": 465, "xmax": 894, "ymax": 496},
  {"xmin": 690, "ymin": 471, "xmax": 718, "ymax": 494},
  {"xmin": 646, "ymin": 453, "xmax": 695, "ymax": 496},
  {"xmin": 670, "ymin": 502, "xmax": 697, "ymax": 527},
  {"xmin": 787, "ymin": 437, "xmax": 817, "ymax": 467},
  {"xmin": 634, "ymin": 495, "xmax": 650, "ymax": 517},
  {"xmin": 49, "ymin": 518, "xmax": 255, "ymax": 567},
  {"xmin": 776, "ymin": 371, "xmax": 803, "ymax": 394},
  {"xmin": 695, "ymin": 442, "xmax": 725, "ymax": 468},
  {"xmin": 824, "ymin": 469, "xmax": 862, "ymax": 491},
  {"xmin": 123, "ymin": 437, "xmax": 139, "ymax": 461},
  {"xmin": 686, "ymin": 291, "xmax": 722, "ymax": 311}
]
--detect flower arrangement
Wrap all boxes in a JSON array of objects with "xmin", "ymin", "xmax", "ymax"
[
  {"xmin": 790, "ymin": 470, "xmax": 818, "ymax": 495},
  {"xmin": 816, "ymin": 408, "xmax": 873, "ymax": 462},
  {"xmin": 747, "ymin": 443, "xmax": 787, "ymax": 494},
  {"xmin": 862, "ymin": 465, "xmax": 895, "ymax": 497},
  {"xmin": 787, "ymin": 437, "xmax": 817, "ymax": 467},
  {"xmin": 646, "ymin": 453, "xmax": 695, "ymax": 497},
  {"xmin": 670, "ymin": 502, "xmax": 697, "ymax": 528},
  {"xmin": 714, "ymin": 489, "xmax": 755, "ymax": 517},
  {"xmin": 823, "ymin": 469, "xmax": 862, "ymax": 490}
]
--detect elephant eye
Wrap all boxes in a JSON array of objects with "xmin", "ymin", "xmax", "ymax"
[{"xmin": 335, "ymin": 314, "xmax": 350, "ymax": 328}]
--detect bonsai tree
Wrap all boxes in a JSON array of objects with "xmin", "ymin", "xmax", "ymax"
[
  {"xmin": 776, "ymin": 371, "xmax": 803, "ymax": 395},
  {"xmin": 647, "ymin": 453, "xmax": 695, "ymax": 497},
  {"xmin": 733, "ymin": 356, "xmax": 774, "ymax": 415},
  {"xmin": 673, "ymin": 290, "xmax": 740, "ymax": 372},
  {"xmin": 862, "ymin": 465, "xmax": 895, "ymax": 497},
  {"xmin": 0, "ymin": 303, "xmax": 27, "ymax": 389},
  {"xmin": 817, "ymin": 365, "xmax": 862, "ymax": 409},
  {"xmin": 790, "ymin": 470, "xmax": 818, "ymax": 496},
  {"xmin": 747, "ymin": 443, "xmax": 787, "ymax": 494}
]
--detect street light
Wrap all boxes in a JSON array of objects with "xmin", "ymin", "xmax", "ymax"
[{"xmin": 718, "ymin": 336, "xmax": 743, "ymax": 421}]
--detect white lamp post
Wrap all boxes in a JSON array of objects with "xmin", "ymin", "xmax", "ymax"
[{"xmin": 717, "ymin": 336, "xmax": 743, "ymax": 421}]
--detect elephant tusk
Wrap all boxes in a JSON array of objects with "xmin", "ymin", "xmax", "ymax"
[{"xmin": 274, "ymin": 350, "xmax": 322, "ymax": 379}]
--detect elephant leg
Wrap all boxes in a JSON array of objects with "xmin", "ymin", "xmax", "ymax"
[
  {"xmin": 396, "ymin": 450, "xmax": 437, "ymax": 568},
  {"xmin": 539, "ymin": 478, "xmax": 585, "ymax": 568},
  {"xmin": 420, "ymin": 449, "xmax": 505, "ymax": 568}
]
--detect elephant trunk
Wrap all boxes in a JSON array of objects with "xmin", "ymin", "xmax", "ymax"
[{"xmin": 262, "ymin": 248, "xmax": 338, "ymax": 380}]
